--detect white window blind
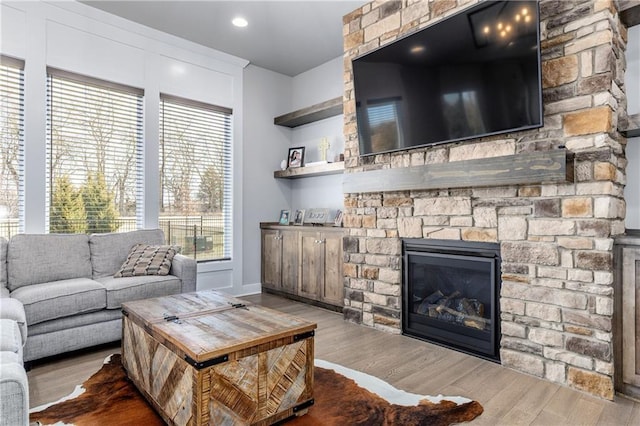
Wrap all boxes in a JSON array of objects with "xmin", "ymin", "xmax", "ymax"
[
  {"xmin": 0, "ymin": 55, "xmax": 24, "ymax": 239},
  {"xmin": 159, "ymin": 94, "xmax": 232, "ymax": 262},
  {"xmin": 46, "ymin": 68, "xmax": 143, "ymax": 234}
]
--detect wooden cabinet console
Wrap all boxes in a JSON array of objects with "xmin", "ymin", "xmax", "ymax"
[
  {"xmin": 614, "ymin": 230, "xmax": 640, "ymax": 398},
  {"xmin": 261, "ymin": 223, "xmax": 343, "ymax": 310}
]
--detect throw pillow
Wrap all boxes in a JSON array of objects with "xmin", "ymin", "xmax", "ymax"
[{"xmin": 114, "ymin": 244, "xmax": 177, "ymax": 278}]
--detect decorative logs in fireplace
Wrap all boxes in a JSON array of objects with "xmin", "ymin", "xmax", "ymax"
[
  {"xmin": 414, "ymin": 290, "xmax": 488, "ymax": 331},
  {"xmin": 403, "ymin": 238, "xmax": 501, "ymax": 361}
]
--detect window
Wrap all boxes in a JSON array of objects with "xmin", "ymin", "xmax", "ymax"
[
  {"xmin": 46, "ymin": 69, "xmax": 143, "ymax": 234},
  {"xmin": 0, "ymin": 56, "xmax": 24, "ymax": 239},
  {"xmin": 361, "ymin": 98, "xmax": 403, "ymax": 153},
  {"xmin": 159, "ymin": 94, "xmax": 232, "ymax": 261}
]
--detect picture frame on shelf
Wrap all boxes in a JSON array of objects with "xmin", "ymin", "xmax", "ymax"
[
  {"xmin": 293, "ymin": 209, "xmax": 305, "ymax": 226},
  {"xmin": 333, "ymin": 210, "xmax": 343, "ymax": 227},
  {"xmin": 278, "ymin": 210, "xmax": 290, "ymax": 225},
  {"xmin": 287, "ymin": 147, "xmax": 305, "ymax": 169},
  {"xmin": 305, "ymin": 208, "xmax": 329, "ymax": 224}
]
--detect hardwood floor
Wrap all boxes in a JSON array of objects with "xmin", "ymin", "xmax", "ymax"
[{"xmin": 28, "ymin": 293, "xmax": 640, "ymax": 425}]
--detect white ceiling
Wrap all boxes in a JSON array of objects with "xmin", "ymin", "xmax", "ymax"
[{"xmin": 80, "ymin": 0, "xmax": 365, "ymax": 76}]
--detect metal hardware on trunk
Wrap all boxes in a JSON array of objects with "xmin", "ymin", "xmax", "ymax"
[
  {"xmin": 162, "ymin": 313, "xmax": 182, "ymax": 324},
  {"xmin": 184, "ymin": 354, "xmax": 229, "ymax": 369},
  {"xmin": 121, "ymin": 309, "xmax": 129, "ymax": 317},
  {"xmin": 293, "ymin": 399, "xmax": 315, "ymax": 412},
  {"xmin": 229, "ymin": 302, "xmax": 247, "ymax": 309},
  {"xmin": 293, "ymin": 330, "xmax": 315, "ymax": 341}
]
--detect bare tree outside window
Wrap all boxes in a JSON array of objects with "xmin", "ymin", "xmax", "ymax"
[
  {"xmin": 0, "ymin": 59, "xmax": 24, "ymax": 238},
  {"xmin": 159, "ymin": 95, "xmax": 232, "ymax": 261},
  {"xmin": 47, "ymin": 70, "xmax": 143, "ymax": 234}
]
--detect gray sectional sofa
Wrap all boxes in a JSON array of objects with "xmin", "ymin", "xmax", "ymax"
[
  {"xmin": 0, "ymin": 298, "xmax": 28, "ymax": 426},
  {"xmin": 0, "ymin": 229, "xmax": 197, "ymax": 426},
  {"xmin": 1, "ymin": 229, "xmax": 197, "ymax": 362}
]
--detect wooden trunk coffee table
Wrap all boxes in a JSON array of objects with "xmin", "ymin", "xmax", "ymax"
[{"xmin": 121, "ymin": 290, "xmax": 316, "ymax": 425}]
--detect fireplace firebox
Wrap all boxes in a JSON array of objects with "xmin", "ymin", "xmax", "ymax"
[{"xmin": 402, "ymin": 239, "xmax": 501, "ymax": 361}]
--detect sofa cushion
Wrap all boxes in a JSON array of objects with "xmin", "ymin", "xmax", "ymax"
[
  {"xmin": 28, "ymin": 309, "xmax": 122, "ymax": 337},
  {"xmin": 97, "ymin": 275, "xmax": 181, "ymax": 309},
  {"xmin": 0, "ymin": 350, "xmax": 22, "ymax": 365},
  {"xmin": 0, "ymin": 237, "xmax": 7, "ymax": 290},
  {"xmin": 115, "ymin": 244, "xmax": 177, "ymax": 277},
  {"xmin": 89, "ymin": 229, "xmax": 165, "ymax": 278},
  {"xmin": 0, "ymin": 298, "xmax": 27, "ymax": 344},
  {"xmin": 0, "ymin": 357, "xmax": 29, "ymax": 424},
  {"xmin": 10, "ymin": 278, "xmax": 106, "ymax": 325},
  {"xmin": 7, "ymin": 234, "xmax": 92, "ymax": 291},
  {"xmin": 0, "ymin": 319, "xmax": 22, "ymax": 359}
]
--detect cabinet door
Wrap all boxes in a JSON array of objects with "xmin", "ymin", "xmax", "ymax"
[
  {"xmin": 261, "ymin": 230, "xmax": 282, "ymax": 290},
  {"xmin": 622, "ymin": 246, "xmax": 640, "ymax": 388},
  {"xmin": 320, "ymin": 232, "xmax": 343, "ymax": 306},
  {"xmin": 299, "ymin": 231, "xmax": 321, "ymax": 300},
  {"xmin": 280, "ymin": 229, "xmax": 298, "ymax": 293}
]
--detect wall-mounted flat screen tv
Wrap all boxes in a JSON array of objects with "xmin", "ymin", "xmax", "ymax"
[{"xmin": 353, "ymin": 0, "xmax": 542, "ymax": 156}]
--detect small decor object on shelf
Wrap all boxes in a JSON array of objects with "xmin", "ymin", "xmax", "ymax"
[
  {"xmin": 293, "ymin": 209, "xmax": 305, "ymax": 225},
  {"xmin": 280, "ymin": 159, "xmax": 287, "ymax": 170},
  {"xmin": 334, "ymin": 210, "xmax": 343, "ymax": 227},
  {"xmin": 279, "ymin": 210, "xmax": 290, "ymax": 225},
  {"xmin": 305, "ymin": 208, "xmax": 329, "ymax": 224},
  {"xmin": 318, "ymin": 137, "xmax": 331, "ymax": 162},
  {"xmin": 305, "ymin": 160, "xmax": 328, "ymax": 167},
  {"xmin": 287, "ymin": 147, "xmax": 305, "ymax": 168}
]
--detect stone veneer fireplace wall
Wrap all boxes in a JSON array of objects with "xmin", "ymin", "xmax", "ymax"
[{"xmin": 341, "ymin": 0, "xmax": 629, "ymax": 399}]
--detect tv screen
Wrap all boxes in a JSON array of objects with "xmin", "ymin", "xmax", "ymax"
[{"xmin": 353, "ymin": 0, "xmax": 542, "ymax": 156}]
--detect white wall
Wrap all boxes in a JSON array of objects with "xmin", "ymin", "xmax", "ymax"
[
  {"xmin": 289, "ymin": 57, "xmax": 345, "ymax": 213},
  {"xmin": 627, "ymin": 26, "xmax": 639, "ymax": 116},
  {"xmin": 242, "ymin": 65, "xmax": 292, "ymax": 287},
  {"xmin": 0, "ymin": 1, "xmax": 250, "ymax": 294},
  {"xmin": 241, "ymin": 57, "xmax": 346, "ymax": 288},
  {"xmin": 291, "ymin": 56, "xmax": 344, "ymax": 110},
  {"xmin": 625, "ymin": 25, "xmax": 640, "ymax": 230}
]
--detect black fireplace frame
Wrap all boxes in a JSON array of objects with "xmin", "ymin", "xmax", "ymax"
[{"xmin": 402, "ymin": 239, "xmax": 501, "ymax": 362}]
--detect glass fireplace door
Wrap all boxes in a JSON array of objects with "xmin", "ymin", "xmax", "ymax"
[{"xmin": 402, "ymin": 240, "xmax": 500, "ymax": 361}]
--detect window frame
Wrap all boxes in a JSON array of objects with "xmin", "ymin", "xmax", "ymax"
[
  {"xmin": 159, "ymin": 93, "xmax": 233, "ymax": 263},
  {"xmin": 45, "ymin": 67, "xmax": 144, "ymax": 235},
  {"xmin": 0, "ymin": 55, "xmax": 25, "ymax": 239}
]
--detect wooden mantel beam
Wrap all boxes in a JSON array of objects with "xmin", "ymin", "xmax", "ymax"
[{"xmin": 343, "ymin": 150, "xmax": 572, "ymax": 194}]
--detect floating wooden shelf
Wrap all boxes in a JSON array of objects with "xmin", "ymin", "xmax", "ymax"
[
  {"xmin": 620, "ymin": 113, "xmax": 640, "ymax": 138},
  {"xmin": 274, "ymin": 97, "xmax": 343, "ymax": 128},
  {"xmin": 622, "ymin": 128, "xmax": 640, "ymax": 138},
  {"xmin": 620, "ymin": 1, "xmax": 640, "ymax": 27},
  {"xmin": 274, "ymin": 162, "xmax": 344, "ymax": 179}
]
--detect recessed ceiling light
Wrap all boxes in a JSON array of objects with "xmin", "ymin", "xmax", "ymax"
[{"xmin": 232, "ymin": 17, "xmax": 248, "ymax": 28}]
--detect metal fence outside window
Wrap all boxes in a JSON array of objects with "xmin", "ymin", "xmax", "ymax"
[{"xmin": 0, "ymin": 216, "xmax": 225, "ymax": 262}]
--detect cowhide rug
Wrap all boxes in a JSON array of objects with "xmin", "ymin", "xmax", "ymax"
[{"xmin": 30, "ymin": 354, "xmax": 483, "ymax": 426}]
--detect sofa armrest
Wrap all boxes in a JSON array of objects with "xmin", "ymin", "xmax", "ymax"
[
  {"xmin": 0, "ymin": 299, "xmax": 27, "ymax": 345},
  {"xmin": 0, "ymin": 359, "xmax": 29, "ymax": 426},
  {"xmin": 171, "ymin": 254, "xmax": 197, "ymax": 293}
]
